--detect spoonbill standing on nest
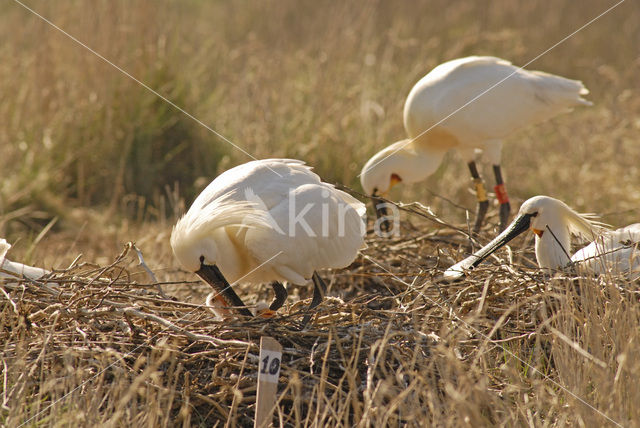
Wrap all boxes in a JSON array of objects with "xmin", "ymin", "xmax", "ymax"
[
  {"xmin": 1, "ymin": 239, "xmax": 49, "ymax": 280},
  {"xmin": 360, "ymin": 56, "xmax": 591, "ymax": 232},
  {"xmin": 444, "ymin": 196, "xmax": 640, "ymax": 280},
  {"xmin": 171, "ymin": 159, "xmax": 366, "ymax": 319}
]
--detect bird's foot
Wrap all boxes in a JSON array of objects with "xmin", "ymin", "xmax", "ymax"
[
  {"xmin": 256, "ymin": 309, "xmax": 277, "ymax": 318},
  {"xmin": 253, "ymin": 301, "xmax": 276, "ymax": 318}
]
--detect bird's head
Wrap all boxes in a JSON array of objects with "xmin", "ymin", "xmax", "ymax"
[
  {"xmin": 169, "ymin": 191, "xmax": 271, "ymax": 317},
  {"xmin": 444, "ymin": 196, "xmax": 606, "ymax": 279},
  {"xmin": 170, "ymin": 193, "xmax": 270, "ymax": 273},
  {"xmin": 171, "ymin": 221, "xmax": 253, "ymax": 316},
  {"xmin": 360, "ymin": 139, "xmax": 444, "ymax": 224},
  {"xmin": 517, "ymin": 196, "xmax": 601, "ymax": 240},
  {"xmin": 360, "ymin": 142, "xmax": 410, "ymax": 223},
  {"xmin": 170, "ymin": 227, "xmax": 219, "ymax": 273},
  {"xmin": 360, "ymin": 152, "xmax": 403, "ymax": 197},
  {"xmin": 516, "ymin": 196, "xmax": 551, "ymax": 237}
]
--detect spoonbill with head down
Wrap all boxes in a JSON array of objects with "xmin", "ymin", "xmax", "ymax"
[
  {"xmin": 443, "ymin": 196, "xmax": 640, "ymax": 280},
  {"xmin": 360, "ymin": 56, "xmax": 591, "ymax": 232},
  {"xmin": 171, "ymin": 159, "xmax": 366, "ymax": 319}
]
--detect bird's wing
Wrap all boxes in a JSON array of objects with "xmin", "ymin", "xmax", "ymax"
[
  {"xmin": 191, "ymin": 159, "xmax": 319, "ymax": 211},
  {"xmin": 244, "ymin": 183, "xmax": 366, "ymax": 285},
  {"xmin": 178, "ymin": 159, "xmax": 323, "ymax": 237},
  {"xmin": 571, "ymin": 224, "xmax": 640, "ymax": 274},
  {"xmin": 405, "ymin": 56, "xmax": 590, "ymax": 142}
]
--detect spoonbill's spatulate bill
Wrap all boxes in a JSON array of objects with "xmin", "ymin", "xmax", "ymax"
[
  {"xmin": 171, "ymin": 159, "xmax": 366, "ymax": 318},
  {"xmin": 444, "ymin": 196, "xmax": 640, "ymax": 280},
  {"xmin": 0, "ymin": 239, "xmax": 49, "ymax": 281},
  {"xmin": 360, "ymin": 56, "xmax": 591, "ymax": 232}
]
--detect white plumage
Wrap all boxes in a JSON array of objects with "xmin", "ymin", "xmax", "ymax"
[
  {"xmin": 404, "ymin": 56, "xmax": 592, "ymax": 152},
  {"xmin": 171, "ymin": 159, "xmax": 366, "ymax": 316},
  {"xmin": 572, "ymin": 223, "xmax": 640, "ymax": 275},
  {"xmin": 444, "ymin": 196, "xmax": 640, "ymax": 279},
  {"xmin": 361, "ymin": 56, "xmax": 591, "ymax": 231},
  {"xmin": 1, "ymin": 239, "xmax": 49, "ymax": 281}
]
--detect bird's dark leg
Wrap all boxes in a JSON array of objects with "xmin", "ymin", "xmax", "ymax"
[
  {"xmin": 493, "ymin": 165, "xmax": 510, "ymax": 231},
  {"xmin": 300, "ymin": 272, "xmax": 327, "ymax": 327},
  {"xmin": 371, "ymin": 194, "xmax": 391, "ymax": 234},
  {"xmin": 269, "ymin": 281, "xmax": 288, "ymax": 311},
  {"xmin": 468, "ymin": 161, "xmax": 489, "ymax": 234},
  {"xmin": 309, "ymin": 272, "xmax": 327, "ymax": 311}
]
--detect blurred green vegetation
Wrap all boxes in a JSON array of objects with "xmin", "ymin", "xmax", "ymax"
[{"xmin": 1, "ymin": 0, "xmax": 639, "ymax": 239}]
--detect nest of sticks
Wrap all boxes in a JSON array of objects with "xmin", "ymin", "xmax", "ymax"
[{"xmin": 2, "ymin": 202, "xmax": 639, "ymax": 426}]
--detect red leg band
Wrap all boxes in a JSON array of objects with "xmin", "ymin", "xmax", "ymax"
[{"xmin": 494, "ymin": 183, "xmax": 509, "ymax": 204}]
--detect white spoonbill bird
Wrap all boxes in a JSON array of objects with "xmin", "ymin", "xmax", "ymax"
[
  {"xmin": 444, "ymin": 196, "xmax": 640, "ymax": 280},
  {"xmin": 1, "ymin": 239, "xmax": 49, "ymax": 280},
  {"xmin": 171, "ymin": 159, "xmax": 366, "ymax": 318},
  {"xmin": 360, "ymin": 56, "xmax": 591, "ymax": 232}
]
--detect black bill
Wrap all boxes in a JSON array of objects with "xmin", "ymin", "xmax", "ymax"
[
  {"xmin": 196, "ymin": 263, "xmax": 253, "ymax": 317},
  {"xmin": 443, "ymin": 213, "xmax": 534, "ymax": 280}
]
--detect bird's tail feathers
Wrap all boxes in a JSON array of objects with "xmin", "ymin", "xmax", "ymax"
[{"xmin": 530, "ymin": 71, "xmax": 593, "ymax": 107}]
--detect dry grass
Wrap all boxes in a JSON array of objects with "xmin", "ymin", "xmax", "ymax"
[
  {"xmin": 2, "ymin": 0, "xmax": 640, "ymax": 426},
  {"xmin": 2, "ymin": 212, "xmax": 639, "ymax": 426},
  {"xmin": 2, "ymin": 0, "xmax": 640, "ymax": 232}
]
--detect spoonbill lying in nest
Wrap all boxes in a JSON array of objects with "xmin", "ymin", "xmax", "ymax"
[
  {"xmin": 171, "ymin": 159, "xmax": 366, "ymax": 320},
  {"xmin": 444, "ymin": 196, "xmax": 640, "ymax": 280},
  {"xmin": 360, "ymin": 56, "xmax": 591, "ymax": 232}
]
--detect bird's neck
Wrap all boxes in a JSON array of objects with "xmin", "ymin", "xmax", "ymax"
[
  {"xmin": 411, "ymin": 127, "xmax": 461, "ymax": 153},
  {"xmin": 394, "ymin": 141, "xmax": 446, "ymax": 185},
  {"xmin": 535, "ymin": 227, "xmax": 572, "ymax": 270}
]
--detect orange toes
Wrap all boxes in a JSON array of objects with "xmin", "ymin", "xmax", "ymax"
[{"xmin": 256, "ymin": 308, "xmax": 277, "ymax": 318}]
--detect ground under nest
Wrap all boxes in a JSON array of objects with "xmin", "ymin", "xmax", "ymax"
[{"xmin": 2, "ymin": 215, "xmax": 639, "ymax": 426}]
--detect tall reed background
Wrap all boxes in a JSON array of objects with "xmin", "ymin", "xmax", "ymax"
[{"xmin": 1, "ymin": 0, "xmax": 639, "ymax": 426}]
